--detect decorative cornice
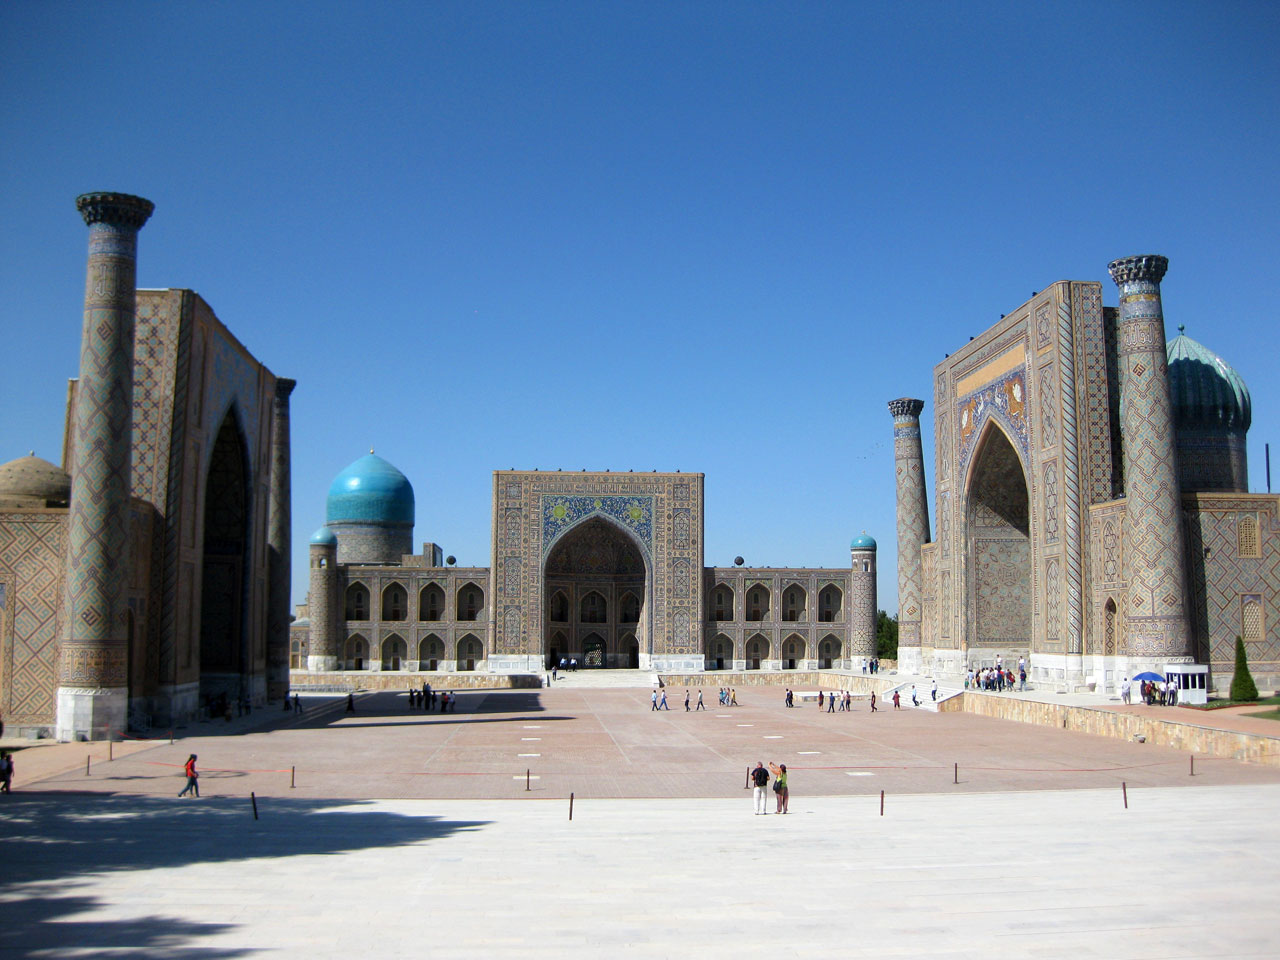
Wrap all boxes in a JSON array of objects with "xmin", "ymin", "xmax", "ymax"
[
  {"xmin": 1107, "ymin": 255, "xmax": 1168, "ymax": 286},
  {"xmin": 75, "ymin": 192, "xmax": 155, "ymax": 230},
  {"xmin": 275, "ymin": 377, "xmax": 297, "ymax": 400},
  {"xmin": 888, "ymin": 398, "xmax": 925, "ymax": 419}
]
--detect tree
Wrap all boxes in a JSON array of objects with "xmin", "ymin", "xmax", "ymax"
[
  {"xmin": 876, "ymin": 610, "xmax": 898, "ymax": 659},
  {"xmin": 1229, "ymin": 635, "xmax": 1258, "ymax": 702}
]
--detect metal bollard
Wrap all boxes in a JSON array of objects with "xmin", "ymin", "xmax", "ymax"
[
  {"xmin": 569, "ymin": 792, "xmax": 574, "ymax": 821},
  {"xmin": 1190, "ymin": 755, "xmax": 1195, "ymax": 777},
  {"xmin": 526, "ymin": 768, "xmax": 531, "ymax": 791},
  {"xmin": 251, "ymin": 791, "xmax": 260, "ymax": 820},
  {"xmin": 291, "ymin": 766, "xmax": 296, "ymax": 788},
  {"xmin": 1122, "ymin": 782, "xmax": 1128, "ymax": 809},
  {"xmin": 109, "ymin": 741, "xmax": 113, "ymax": 762},
  {"xmin": 954, "ymin": 762, "xmax": 957, "ymax": 784},
  {"xmin": 880, "ymin": 790, "xmax": 884, "ymax": 816},
  {"xmin": 86, "ymin": 755, "xmax": 91, "ymax": 777}
]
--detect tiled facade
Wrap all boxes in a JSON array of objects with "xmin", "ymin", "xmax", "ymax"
[
  {"xmin": 900, "ymin": 260, "xmax": 1280, "ymax": 691},
  {"xmin": 299, "ymin": 471, "xmax": 876, "ymax": 676}
]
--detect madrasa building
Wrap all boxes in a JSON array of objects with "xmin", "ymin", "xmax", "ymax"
[
  {"xmin": 0, "ymin": 193, "xmax": 292, "ymax": 740},
  {"xmin": 890, "ymin": 255, "xmax": 1279, "ymax": 696},
  {"xmin": 293, "ymin": 464, "xmax": 879, "ymax": 678}
]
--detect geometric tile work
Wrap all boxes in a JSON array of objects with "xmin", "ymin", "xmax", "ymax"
[
  {"xmin": 1108, "ymin": 256, "xmax": 1192, "ymax": 658},
  {"xmin": 1184, "ymin": 497, "xmax": 1280, "ymax": 673},
  {"xmin": 0, "ymin": 514, "xmax": 66, "ymax": 723},
  {"xmin": 62, "ymin": 197, "xmax": 152, "ymax": 688},
  {"xmin": 889, "ymin": 399, "xmax": 929, "ymax": 649},
  {"xmin": 1074, "ymin": 282, "xmax": 1115, "ymax": 507},
  {"xmin": 1056, "ymin": 295, "xmax": 1084, "ymax": 655}
]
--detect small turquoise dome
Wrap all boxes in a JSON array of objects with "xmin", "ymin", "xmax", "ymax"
[
  {"xmin": 309, "ymin": 526, "xmax": 337, "ymax": 546},
  {"xmin": 1167, "ymin": 329, "xmax": 1251, "ymax": 431},
  {"xmin": 850, "ymin": 532, "xmax": 877, "ymax": 550},
  {"xmin": 325, "ymin": 453, "xmax": 415, "ymax": 526}
]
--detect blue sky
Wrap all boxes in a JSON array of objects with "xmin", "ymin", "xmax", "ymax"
[{"xmin": 3, "ymin": 1, "xmax": 1277, "ymax": 613}]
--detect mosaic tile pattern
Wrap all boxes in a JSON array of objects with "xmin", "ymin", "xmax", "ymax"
[
  {"xmin": 0, "ymin": 514, "xmax": 66, "ymax": 723},
  {"xmin": 889, "ymin": 399, "xmax": 929, "ymax": 649}
]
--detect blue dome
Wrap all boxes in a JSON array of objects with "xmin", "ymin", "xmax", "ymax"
[
  {"xmin": 309, "ymin": 526, "xmax": 337, "ymax": 546},
  {"xmin": 1167, "ymin": 330, "xmax": 1251, "ymax": 431},
  {"xmin": 325, "ymin": 453, "xmax": 415, "ymax": 526},
  {"xmin": 850, "ymin": 532, "xmax": 877, "ymax": 550}
]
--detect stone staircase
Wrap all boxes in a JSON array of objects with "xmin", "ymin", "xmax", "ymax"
[
  {"xmin": 880, "ymin": 680, "xmax": 964, "ymax": 712},
  {"xmin": 548, "ymin": 669, "xmax": 661, "ymax": 689}
]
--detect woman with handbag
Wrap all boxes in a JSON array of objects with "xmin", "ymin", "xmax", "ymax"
[{"xmin": 769, "ymin": 762, "xmax": 788, "ymax": 814}]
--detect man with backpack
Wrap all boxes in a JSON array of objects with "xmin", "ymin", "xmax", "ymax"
[{"xmin": 750, "ymin": 761, "xmax": 771, "ymax": 815}]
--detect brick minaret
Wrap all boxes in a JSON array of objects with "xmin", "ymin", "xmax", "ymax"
[
  {"xmin": 266, "ymin": 378, "xmax": 296, "ymax": 700},
  {"xmin": 57, "ymin": 192, "xmax": 154, "ymax": 741},
  {"xmin": 307, "ymin": 529, "xmax": 340, "ymax": 671},
  {"xmin": 889, "ymin": 398, "xmax": 930, "ymax": 674},
  {"xmin": 1107, "ymin": 255, "xmax": 1192, "ymax": 660},
  {"xmin": 849, "ymin": 534, "xmax": 878, "ymax": 661}
]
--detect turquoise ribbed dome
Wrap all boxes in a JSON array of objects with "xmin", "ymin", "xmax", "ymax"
[
  {"xmin": 1167, "ymin": 329, "xmax": 1251, "ymax": 431},
  {"xmin": 850, "ymin": 532, "xmax": 877, "ymax": 550},
  {"xmin": 325, "ymin": 453, "xmax": 415, "ymax": 526},
  {"xmin": 309, "ymin": 526, "xmax": 337, "ymax": 546}
]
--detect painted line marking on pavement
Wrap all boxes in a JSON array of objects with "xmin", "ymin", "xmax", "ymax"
[
  {"xmin": 737, "ymin": 724, "xmax": 754, "ymax": 727},
  {"xmin": 518, "ymin": 753, "xmax": 541, "ymax": 757},
  {"xmin": 521, "ymin": 737, "xmax": 541, "ymax": 741},
  {"xmin": 716, "ymin": 714, "xmax": 732, "ymax": 717},
  {"xmin": 514, "ymin": 775, "xmax": 542, "ymax": 780},
  {"xmin": 764, "ymin": 735, "xmax": 783, "ymax": 739},
  {"xmin": 798, "ymin": 751, "xmax": 820, "ymax": 755},
  {"xmin": 846, "ymin": 771, "xmax": 874, "ymax": 777},
  {"xmin": 523, "ymin": 725, "xmax": 542, "ymax": 729}
]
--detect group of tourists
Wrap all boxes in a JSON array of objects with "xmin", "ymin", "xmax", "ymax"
[
  {"xmin": 749, "ymin": 761, "xmax": 789, "ymax": 814},
  {"xmin": 860, "ymin": 658, "xmax": 883, "ymax": 674},
  {"xmin": 407, "ymin": 684, "xmax": 454, "ymax": 711},
  {"xmin": 1120, "ymin": 676, "xmax": 1180, "ymax": 706},
  {"xmin": 967, "ymin": 665, "xmax": 1024, "ymax": 692}
]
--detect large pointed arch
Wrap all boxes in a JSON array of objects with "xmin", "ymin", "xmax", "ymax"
[{"xmin": 542, "ymin": 513, "xmax": 653, "ymax": 669}]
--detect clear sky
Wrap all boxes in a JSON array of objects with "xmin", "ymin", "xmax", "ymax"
[{"xmin": 2, "ymin": 1, "xmax": 1277, "ymax": 614}]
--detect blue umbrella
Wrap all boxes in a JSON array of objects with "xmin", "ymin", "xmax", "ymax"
[{"xmin": 1132, "ymin": 671, "xmax": 1165, "ymax": 682}]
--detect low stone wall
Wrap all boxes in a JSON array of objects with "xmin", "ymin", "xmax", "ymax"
[
  {"xmin": 290, "ymin": 672, "xmax": 541, "ymax": 691},
  {"xmin": 941, "ymin": 692, "xmax": 1280, "ymax": 768},
  {"xmin": 660, "ymin": 672, "xmax": 894, "ymax": 696}
]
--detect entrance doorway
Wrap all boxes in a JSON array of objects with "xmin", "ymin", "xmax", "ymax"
[{"xmin": 544, "ymin": 516, "xmax": 647, "ymax": 668}]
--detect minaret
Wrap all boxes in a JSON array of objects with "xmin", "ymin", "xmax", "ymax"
[
  {"xmin": 57, "ymin": 192, "xmax": 154, "ymax": 741},
  {"xmin": 1107, "ymin": 255, "xmax": 1192, "ymax": 660},
  {"xmin": 849, "ymin": 533, "xmax": 878, "ymax": 662},
  {"xmin": 266, "ymin": 378, "xmax": 297, "ymax": 700},
  {"xmin": 889, "ymin": 398, "xmax": 930, "ymax": 674},
  {"xmin": 307, "ymin": 528, "xmax": 340, "ymax": 671}
]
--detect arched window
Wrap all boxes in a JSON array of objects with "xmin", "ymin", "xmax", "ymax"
[
  {"xmin": 1242, "ymin": 595, "xmax": 1264, "ymax": 643},
  {"xmin": 746, "ymin": 585, "xmax": 770, "ymax": 622},
  {"xmin": 818, "ymin": 635, "xmax": 840, "ymax": 669},
  {"xmin": 457, "ymin": 634, "xmax": 482, "ymax": 671},
  {"xmin": 620, "ymin": 591, "xmax": 640, "ymax": 624},
  {"xmin": 345, "ymin": 584, "xmax": 369, "ymax": 621},
  {"xmin": 707, "ymin": 634, "xmax": 733, "ymax": 670},
  {"xmin": 713, "ymin": 585, "xmax": 734, "ymax": 621},
  {"xmin": 818, "ymin": 585, "xmax": 842, "ymax": 622},
  {"xmin": 580, "ymin": 590, "xmax": 607, "ymax": 623},
  {"xmin": 381, "ymin": 634, "xmax": 406, "ymax": 671},
  {"xmin": 419, "ymin": 584, "xmax": 444, "ymax": 621},
  {"xmin": 782, "ymin": 634, "xmax": 805, "ymax": 669},
  {"xmin": 457, "ymin": 583, "xmax": 483, "ymax": 622},
  {"xmin": 344, "ymin": 634, "xmax": 367, "ymax": 671},
  {"xmin": 1104, "ymin": 598, "xmax": 1118, "ymax": 656},
  {"xmin": 1238, "ymin": 514, "xmax": 1261, "ymax": 558},
  {"xmin": 289, "ymin": 639, "xmax": 302, "ymax": 669},
  {"xmin": 745, "ymin": 634, "xmax": 768, "ymax": 670},
  {"xmin": 782, "ymin": 585, "xmax": 807, "ymax": 622},
  {"xmin": 550, "ymin": 590, "xmax": 569, "ymax": 623},
  {"xmin": 381, "ymin": 583, "xmax": 407, "ymax": 621},
  {"xmin": 419, "ymin": 634, "xmax": 444, "ymax": 670}
]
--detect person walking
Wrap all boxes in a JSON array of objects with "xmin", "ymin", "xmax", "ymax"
[
  {"xmin": 651, "ymin": 689, "xmax": 659, "ymax": 711},
  {"xmin": 892, "ymin": 690, "xmax": 901, "ymax": 709},
  {"xmin": 660, "ymin": 690, "xmax": 669, "ymax": 710},
  {"xmin": 870, "ymin": 690, "xmax": 878, "ymax": 712},
  {"xmin": 177, "ymin": 754, "xmax": 199, "ymax": 798},
  {"xmin": 730, "ymin": 688, "xmax": 738, "ymax": 706},
  {"xmin": 827, "ymin": 691, "xmax": 836, "ymax": 713},
  {"xmin": 769, "ymin": 762, "xmax": 789, "ymax": 814},
  {"xmin": 696, "ymin": 689, "xmax": 705, "ymax": 711},
  {"xmin": 345, "ymin": 693, "xmax": 355, "ymax": 714},
  {"xmin": 292, "ymin": 693, "xmax": 302, "ymax": 715},
  {"xmin": 911, "ymin": 685, "xmax": 920, "ymax": 707},
  {"xmin": 0, "ymin": 751, "xmax": 13, "ymax": 793},
  {"xmin": 750, "ymin": 762, "xmax": 770, "ymax": 815},
  {"xmin": 931, "ymin": 680, "xmax": 938, "ymax": 702},
  {"xmin": 684, "ymin": 690, "xmax": 691, "ymax": 712}
]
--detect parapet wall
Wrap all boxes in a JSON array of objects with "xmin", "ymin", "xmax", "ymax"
[
  {"xmin": 290, "ymin": 672, "xmax": 541, "ymax": 691},
  {"xmin": 941, "ymin": 692, "xmax": 1280, "ymax": 768}
]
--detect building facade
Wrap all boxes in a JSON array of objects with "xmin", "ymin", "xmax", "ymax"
[
  {"xmin": 297, "ymin": 465, "xmax": 878, "ymax": 675},
  {"xmin": 893, "ymin": 256, "xmax": 1278, "ymax": 693},
  {"xmin": 0, "ymin": 194, "xmax": 291, "ymax": 739}
]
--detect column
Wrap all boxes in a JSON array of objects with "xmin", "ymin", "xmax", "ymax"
[
  {"xmin": 57, "ymin": 192, "xmax": 154, "ymax": 741},
  {"xmin": 1107, "ymin": 255, "xmax": 1192, "ymax": 660},
  {"xmin": 889, "ymin": 398, "xmax": 930, "ymax": 674},
  {"xmin": 266, "ymin": 378, "xmax": 296, "ymax": 700}
]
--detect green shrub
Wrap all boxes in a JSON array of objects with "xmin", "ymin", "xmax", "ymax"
[{"xmin": 1229, "ymin": 635, "xmax": 1259, "ymax": 702}]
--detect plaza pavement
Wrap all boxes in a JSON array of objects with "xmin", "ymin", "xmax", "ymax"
[{"xmin": 4, "ymin": 686, "xmax": 1279, "ymax": 958}]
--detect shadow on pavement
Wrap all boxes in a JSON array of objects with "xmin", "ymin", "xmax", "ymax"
[{"xmin": 0, "ymin": 793, "xmax": 489, "ymax": 958}]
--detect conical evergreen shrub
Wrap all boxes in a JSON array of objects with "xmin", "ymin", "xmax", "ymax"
[{"xmin": 1229, "ymin": 635, "xmax": 1258, "ymax": 702}]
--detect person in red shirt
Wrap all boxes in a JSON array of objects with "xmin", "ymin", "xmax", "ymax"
[{"xmin": 178, "ymin": 754, "xmax": 199, "ymax": 798}]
